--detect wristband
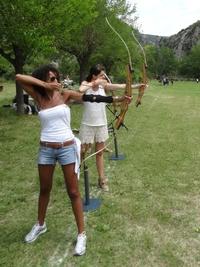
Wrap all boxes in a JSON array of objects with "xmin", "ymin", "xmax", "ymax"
[{"xmin": 82, "ymin": 94, "xmax": 113, "ymax": 103}]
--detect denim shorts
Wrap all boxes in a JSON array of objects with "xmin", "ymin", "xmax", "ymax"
[{"xmin": 38, "ymin": 143, "xmax": 76, "ymax": 165}]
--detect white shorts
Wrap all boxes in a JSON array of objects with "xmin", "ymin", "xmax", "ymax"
[{"xmin": 79, "ymin": 124, "xmax": 109, "ymax": 144}]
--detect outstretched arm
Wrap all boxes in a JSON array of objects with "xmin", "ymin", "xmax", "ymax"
[
  {"xmin": 82, "ymin": 94, "xmax": 131, "ymax": 104},
  {"xmin": 63, "ymin": 89, "xmax": 131, "ymax": 104},
  {"xmin": 105, "ymin": 82, "xmax": 146, "ymax": 91},
  {"xmin": 79, "ymin": 79, "xmax": 146, "ymax": 92}
]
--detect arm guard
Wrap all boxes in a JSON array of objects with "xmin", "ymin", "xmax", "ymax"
[{"xmin": 82, "ymin": 94, "xmax": 113, "ymax": 103}]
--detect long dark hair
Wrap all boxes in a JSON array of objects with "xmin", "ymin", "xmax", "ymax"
[
  {"xmin": 86, "ymin": 64, "xmax": 105, "ymax": 82},
  {"xmin": 32, "ymin": 64, "xmax": 60, "ymax": 97}
]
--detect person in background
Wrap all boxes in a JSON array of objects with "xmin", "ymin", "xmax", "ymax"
[{"xmin": 79, "ymin": 64, "xmax": 145, "ymax": 192}]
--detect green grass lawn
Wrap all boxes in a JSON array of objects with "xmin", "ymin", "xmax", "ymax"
[{"xmin": 1, "ymin": 80, "xmax": 200, "ymax": 267}]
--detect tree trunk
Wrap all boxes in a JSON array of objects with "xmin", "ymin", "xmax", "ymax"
[
  {"xmin": 79, "ymin": 63, "xmax": 86, "ymax": 84},
  {"xmin": 77, "ymin": 56, "xmax": 90, "ymax": 84},
  {"xmin": 15, "ymin": 79, "xmax": 24, "ymax": 115},
  {"xmin": 15, "ymin": 64, "xmax": 24, "ymax": 114},
  {"xmin": 13, "ymin": 47, "xmax": 25, "ymax": 115}
]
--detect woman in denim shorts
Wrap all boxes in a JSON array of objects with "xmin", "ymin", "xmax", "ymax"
[
  {"xmin": 16, "ymin": 64, "xmax": 133, "ymax": 255},
  {"xmin": 16, "ymin": 64, "xmax": 90, "ymax": 255}
]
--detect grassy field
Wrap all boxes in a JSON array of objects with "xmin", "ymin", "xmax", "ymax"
[{"xmin": 0, "ymin": 80, "xmax": 200, "ymax": 267}]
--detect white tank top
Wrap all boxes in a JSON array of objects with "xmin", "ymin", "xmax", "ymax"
[
  {"xmin": 38, "ymin": 104, "xmax": 74, "ymax": 142},
  {"xmin": 81, "ymin": 86, "xmax": 107, "ymax": 126}
]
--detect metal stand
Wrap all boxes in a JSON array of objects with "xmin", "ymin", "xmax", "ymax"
[
  {"xmin": 82, "ymin": 162, "xmax": 101, "ymax": 212},
  {"xmin": 106, "ymin": 105, "xmax": 128, "ymax": 131},
  {"xmin": 108, "ymin": 123, "xmax": 125, "ymax": 160},
  {"xmin": 106, "ymin": 105, "xmax": 127, "ymax": 160}
]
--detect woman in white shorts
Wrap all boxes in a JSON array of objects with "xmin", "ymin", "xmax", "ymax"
[{"xmin": 79, "ymin": 64, "xmax": 144, "ymax": 192}]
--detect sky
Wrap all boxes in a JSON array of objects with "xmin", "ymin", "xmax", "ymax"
[{"xmin": 127, "ymin": 0, "xmax": 200, "ymax": 36}]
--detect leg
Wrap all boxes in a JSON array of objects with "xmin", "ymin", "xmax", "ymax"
[
  {"xmin": 62, "ymin": 163, "xmax": 84, "ymax": 234},
  {"xmin": 95, "ymin": 142, "xmax": 109, "ymax": 192},
  {"xmin": 95, "ymin": 142, "xmax": 105, "ymax": 179},
  {"xmin": 38, "ymin": 164, "xmax": 55, "ymax": 225},
  {"xmin": 62, "ymin": 164, "xmax": 86, "ymax": 256},
  {"xmin": 24, "ymin": 164, "xmax": 54, "ymax": 243},
  {"xmin": 79, "ymin": 124, "xmax": 94, "ymax": 162},
  {"xmin": 81, "ymin": 143, "xmax": 92, "ymax": 162}
]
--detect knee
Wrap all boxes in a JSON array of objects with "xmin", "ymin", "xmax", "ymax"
[
  {"xmin": 68, "ymin": 189, "xmax": 80, "ymax": 200},
  {"xmin": 40, "ymin": 185, "xmax": 51, "ymax": 196},
  {"xmin": 81, "ymin": 146, "xmax": 86, "ymax": 154},
  {"xmin": 96, "ymin": 150, "xmax": 103, "ymax": 157}
]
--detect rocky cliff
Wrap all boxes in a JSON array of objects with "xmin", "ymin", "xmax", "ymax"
[{"xmin": 140, "ymin": 20, "xmax": 200, "ymax": 58}]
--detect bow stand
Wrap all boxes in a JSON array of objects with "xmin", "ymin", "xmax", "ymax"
[{"xmin": 81, "ymin": 149, "xmax": 101, "ymax": 212}]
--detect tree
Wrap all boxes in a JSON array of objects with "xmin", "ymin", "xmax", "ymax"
[
  {"xmin": 178, "ymin": 44, "xmax": 200, "ymax": 78},
  {"xmin": 158, "ymin": 47, "xmax": 177, "ymax": 76},
  {"xmin": 53, "ymin": 0, "xmax": 98, "ymax": 82},
  {"xmin": 0, "ymin": 0, "xmax": 55, "ymax": 113},
  {"xmin": 57, "ymin": 0, "xmax": 137, "ymax": 82},
  {"xmin": 0, "ymin": 0, "xmax": 139, "ymax": 113},
  {"xmin": 0, "ymin": 56, "xmax": 13, "ymax": 79},
  {"xmin": 145, "ymin": 45, "xmax": 177, "ymax": 78},
  {"xmin": 145, "ymin": 45, "xmax": 160, "ymax": 78}
]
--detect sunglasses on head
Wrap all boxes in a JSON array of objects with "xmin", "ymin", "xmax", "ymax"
[{"xmin": 50, "ymin": 76, "xmax": 57, "ymax": 82}]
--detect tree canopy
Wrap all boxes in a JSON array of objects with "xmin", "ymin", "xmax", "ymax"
[
  {"xmin": 0, "ymin": 0, "xmax": 139, "ymax": 113},
  {"xmin": 178, "ymin": 44, "xmax": 200, "ymax": 78},
  {"xmin": 1, "ymin": 0, "xmax": 198, "ymax": 114}
]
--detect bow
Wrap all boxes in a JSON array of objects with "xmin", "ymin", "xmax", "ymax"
[
  {"xmin": 115, "ymin": 64, "xmax": 133, "ymax": 129},
  {"xmin": 132, "ymin": 31, "xmax": 148, "ymax": 107},
  {"xmin": 105, "ymin": 18, "xmax": 134, "ymax": 130}
]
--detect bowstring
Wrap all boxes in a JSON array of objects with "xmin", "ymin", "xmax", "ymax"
[
  {"xmin": 106, "ymin": 17, "xmax": 133, "ymax": 70},
  {"xmin": 131, "ymin": 31, "xmax": 148, "ymax": 67}
]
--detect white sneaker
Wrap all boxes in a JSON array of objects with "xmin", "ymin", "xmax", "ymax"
[
  {"xmin": 74, "ymin": 232, "xmax": 87, "ymax": 256},
  {"xmin": 25, "ymin": 222, "xmax": 47, "ymax": 243}
]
